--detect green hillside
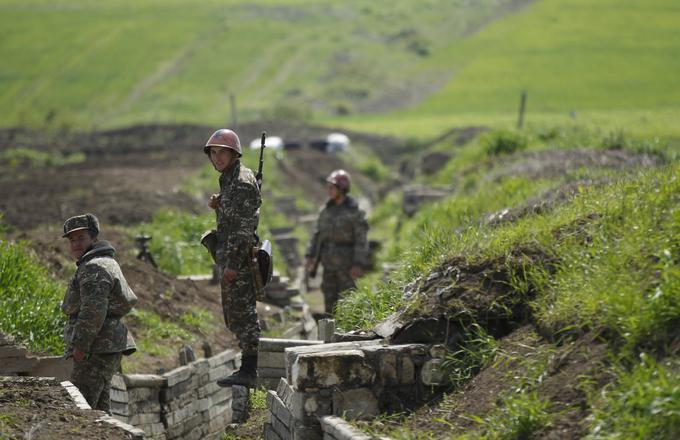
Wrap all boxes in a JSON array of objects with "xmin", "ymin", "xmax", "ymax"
[
  {"xmin": 0, "ymin": 0, "xmax": 523, "ymax": 130},
  {"xmin": 335, "ymin": 0, "xmax": 680, "ymax": 138}
]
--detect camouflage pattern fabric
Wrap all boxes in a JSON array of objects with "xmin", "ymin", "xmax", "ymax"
[
  {"xmin": 71, "ymin": 352, "xmax": 122, "ymax": 412},
  {"xmin": 214, "ymin": 160, "xmax": 262, "ymax": 357},
  {"xmin": 306, "ymin": 196, "xmax": 369, "ymax": 313},
  {"xmin": 320, "ymin": 269, "xmax": 356, "ymax": 314},
  {"xmin": 62, "ymin": 241, "xmax": 137, "ymax": 356}
]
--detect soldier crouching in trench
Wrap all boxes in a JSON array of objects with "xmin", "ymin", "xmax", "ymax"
[
  {"xmin": 202, "ymin": 129, "xmax": 262, "ymax": 388},
  {"xmin": 305, "ymin": 169, "xmax": 369, "ymax": 316},
  {"xmin": 61, "ymin": 213, "xmax": 137, "ymax": 413}
]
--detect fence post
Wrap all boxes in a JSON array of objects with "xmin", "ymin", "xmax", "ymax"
[{"xmin": 517, "ymin": 90, "xmax": 527, "ymax": 129}]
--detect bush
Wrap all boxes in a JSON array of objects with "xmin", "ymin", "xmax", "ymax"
[
  {"xmin": 483, "ymin": 130, "xmax": 528, "ymax": 156},
  {"xmin": 0, "ymin": 240, "xmax": 66, "ymax": 354}
]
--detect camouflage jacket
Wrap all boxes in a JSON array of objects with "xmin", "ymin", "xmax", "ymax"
[
  {"xmin": 215, "ymin": 160, "xmax": 262, "ymax": 270},
  {"xmin": 305, "ymin": 196, "xmax": 369, "ymax": 270},
  {"xmin": 62, "ymin": 241, "xmax": 137, "ymax": 355}
]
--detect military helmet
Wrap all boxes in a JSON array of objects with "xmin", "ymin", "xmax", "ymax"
[
  {"xmin": 204, "ymin": 129, "xmax": 242, "ymax": 157},
  {"xmin": 326, "ymin": 169, "xmax": 351, "ymax": 192},
  {"xmin": 63, "ymin": 213, "xmax": 100, "ymax": 238}
]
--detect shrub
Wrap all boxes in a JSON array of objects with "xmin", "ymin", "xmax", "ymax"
[{"xmin": 483, "ymin": 130, "xmax": 528, "ymax": 156}]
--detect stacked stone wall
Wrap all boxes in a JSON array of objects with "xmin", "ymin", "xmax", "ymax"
[
  {"xmin": 265, "ymin": 340, "xmax": 431, "ymax": 440},
  {"xmin": 110, "ymin": 349, "xmax": 244, "ymax": 440}
]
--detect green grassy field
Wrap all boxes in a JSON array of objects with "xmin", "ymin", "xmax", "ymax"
[
  {"xmin": 332, "ymin": 0, "xmax": 680, "ymax": 139},
  {"xmin": 0, "ymin": 0, "xmax": 521, "ymax": 130}
]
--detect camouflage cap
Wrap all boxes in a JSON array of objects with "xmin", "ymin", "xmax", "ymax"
[{"xmin": 62, "ymin": 213, "xmax": 100, "ymax": 238}]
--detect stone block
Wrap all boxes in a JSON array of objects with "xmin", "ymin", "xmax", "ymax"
[
  {"xmin": 284, "ymin": 340, "xmax": 381, "ymax": 374},
  {"xmin": 259, "ymin": 367, "xmax": 287, "ymax": 379},
  {"xmin": 269, "ymin": 411, "xmax": 292, "ymax": 440},
  {"xmin": 0, "ymin": 345, "xmax": 28, "ymax": 357},
  {"xmin": 140, "ymin": 422, "xmax": 166, "ymax": 436},
  {"xmin": 208, "ymin": 364, "xmax": 233, "ymax": 382},
  {"xmin": 275, "ymin": 379, "xmax": 332, "ymax": 423},
  {"xmin": 165, "ymin": 401, "xmax": 197, "ymax": 425},
  {"xmin": 129, "ymin": 386, "xmax": 160, "ymax": 402},
  {"xmin": 259, "ymin": 338, "xmax": 323, "ymax": 353},
  {"xmin": 332, "ymin": 388, "xmax": 379, "ymax": 420},
  {"xmin": 166, "ymin": 413, "xmax": 202, "ymax": 439},
  {"xmin": 0, "ymin": 356, "xmax": 39, "ymax": 373},
  {"xmin": 291, "ymin": 350, "xmax": 375, "ymax": 391},
  {"xmin": 320, "ymin": 416, "xmax": 372, "ymax": 440},
  {"xmin": 30, "ymin": 356, "xmax": 72, "ymax": 381},
  {"xmin": 264, "ymin": 422, "xmax": 284, "ymax": 440},
  {"xmin": 129, "ymin": 412, "xmax": 162, "ymax": 426},
  {"xmin": 124, "ymin": 373, "xmax": 166, "ymax": 389},
  {"xmin": 111, "ymin": 374, "xmax": 127, "ymax": 391},
  {"xmin": 164, "ymin": 365, "xmax": 193, "ymax": 387},
  {"xmin": 207, "ymin": 407, "xmax": 232, "ymax": 433},
  {"xmin": 259, "ymin": 351, "xmax": 286, "ymax": 369},
  {"xmin": 207, "ymin": 349, "xmax": 239, "ymax": 368},
  {"xmin": 267, "ymin": 390, "xmax": 293, "ymax": 428},
  {"xmin": 400, "ymin": 356, "xmax": 416, "ymax": 385},
  {"xmin": 111, "ymin": 388, "xmax": 129, "ymax": 403},
  {"xmin": 257, "ymin": 377, "xmax": 282, "ymax": 390}
]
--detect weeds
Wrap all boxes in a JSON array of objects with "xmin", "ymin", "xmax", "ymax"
[
  {"xmin": 588, "ymin": 354, "xmax": 680, "ymax": 439},
  {"xmin": 443, "ymin": 323, "xmax": 498, "ymax": 388},
  {"xmin": 473, "ymin": 391, "xmax": 552, "ymax": 440},
  {"xmin": 0, "ymin": 240, "xmax": 66, "ymax": 354},
  {"xmin": 0, "ymin": 147, "xmax": 85, "ymax": 168}
]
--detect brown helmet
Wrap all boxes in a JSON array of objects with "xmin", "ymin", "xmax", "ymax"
[
  {"xmin": 204, "ymin": 129, "xmax": 242, "ymax": 156},
  {"xmin": 326, "ymin": 169, "xmax": 351, "ymax": 192}
]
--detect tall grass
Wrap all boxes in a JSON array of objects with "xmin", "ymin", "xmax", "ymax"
[
  {"xmin": 0, "ymin": 240, "xmax": 66, "ymax": 354},
  {"xmin": 588, "ymin": 354, "xmax": 680, "ymax": 439}
]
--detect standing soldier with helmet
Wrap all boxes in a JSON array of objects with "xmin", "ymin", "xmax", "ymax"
[
  {"xmin": 202, "ymin": 128, "xmax": 262, "ymax": 388},
  {"xmin": 61, "ymin": 213, "xmax": 137, "ymax": 413},
  {"xmin": 305, "ymin": 169, "xmax": 369, "ymax": 315}
]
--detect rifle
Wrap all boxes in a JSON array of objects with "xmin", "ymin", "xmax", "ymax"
[{"xmin": 256, "ymin": 131, "xmax": 266, "ymax": 189}]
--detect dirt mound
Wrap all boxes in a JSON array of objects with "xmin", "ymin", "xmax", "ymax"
[
  {"xmin": 375, "ymin": 247, "xmax": 555, "ymax": 345},
  {"xmin": 0, "ymin": 377, "xmax": 132, "ymax": 439}
]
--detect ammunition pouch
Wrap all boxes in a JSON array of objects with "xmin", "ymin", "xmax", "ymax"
[{"xmin": 201, "ymin": 230, "xmax": 218, "ymax": 263}]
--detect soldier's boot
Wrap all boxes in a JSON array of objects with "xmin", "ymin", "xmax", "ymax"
[{"xmin": 217, "ymin": 354, "xmax": 257, "ymax": 387}]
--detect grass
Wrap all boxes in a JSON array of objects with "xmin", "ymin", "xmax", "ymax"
[
  {"xmin": 0, "ymin": 0, "xmax": 522, "ymax": 130},
  {"xmin": 589, "ymin": 354, "xmax": 680, "ymax": 439},
  {"xmin": 126, "ymin": 309, "xmax": 194, "ymax": 357},
  {"xmin": 0, "ymin": 147, "xmax": 85, "ymax": 168},
  {"xmin": 330, "ymin": 0, "xmax": 680, "ymax": 140},
  {"xmin": 0, "ymin": 240, "xmax": 66, "ymax": 355}
]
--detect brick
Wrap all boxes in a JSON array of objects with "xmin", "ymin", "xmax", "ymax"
[
  {"xmin": 140, "ymin": 422, "xmax": 165, "ymax": 436},
  {"xmin": 0, "ymin": 346, "xmax": 28, "ymax": 357},
  {"xmin": 267, "ymin": 391, "xmax": 293, "ymax": 428},
  {"xmin": 129, "ymin": 386, "xmax": 160, "ymax": 402},
  {"xmin": 111, "ymin": 388, "xmax": 129, "ymax": 403},
  {"xmin": 165, "ymin": 403, "xmax": 197, "ymax": 425},
  {"xmin": 264, "ymin": 422, "xmax": 283, "ymax": 440}
]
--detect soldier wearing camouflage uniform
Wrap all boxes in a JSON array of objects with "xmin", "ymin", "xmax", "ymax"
[
  {"xmin": 61, "ymin": 213, "xmax": 137, "ymax": 412},
  {"xmin": 204, "ymin": 129, "xmax": 262, "ymax": 388},
  {"xmin": 305, "ymin": 170, "xmax": 369, "ymax": 314}
]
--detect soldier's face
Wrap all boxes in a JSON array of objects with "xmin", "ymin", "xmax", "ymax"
[
  {"xmin": 327, "ymin": 184, "xmax": 342, "ymax": 202},
  {"xmin": 209, "ymin": 146, "xmax": 234, "ymax": 172},
  {"xmin": 66, "ymin": 229, "xmax": 95, "ymax": 260}
]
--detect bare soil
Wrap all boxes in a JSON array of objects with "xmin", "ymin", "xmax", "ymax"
[{"xmin": 0, "ymin": 377, "xmax": 132, "ymax": 440}]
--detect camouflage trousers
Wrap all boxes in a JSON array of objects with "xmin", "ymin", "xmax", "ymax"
[
  {"xmin": 220, "ymin": 266, "xmax": 261, "ymax": 357},
  {"xmin": 71, "ymin": 352, "xmax": 122, "ymax": 413},
  {"xmin": 321, "ymin": 269, "xmax": 356, "ymax": 314}
]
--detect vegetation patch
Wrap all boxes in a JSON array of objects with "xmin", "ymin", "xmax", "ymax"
[{"xmin": 0, "ymin": 240, "xmax": 66, "ymax": 355}]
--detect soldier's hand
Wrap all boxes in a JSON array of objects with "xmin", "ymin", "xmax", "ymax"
[
  {"xmin": 222, "ymin": 267, "xmax": 237, "ymax": 283},
  {"xmin": 208, "ymin": 193, "xmax": 221, "ymax": 210},
  {"xmin": 72, "ymin": 348, "xmax": 86, "ymax": 362},
  {"xmin": 350, "ymin": 265, "xmax": 363, "ymax": 280}
]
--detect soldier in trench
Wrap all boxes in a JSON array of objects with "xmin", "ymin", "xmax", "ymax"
[
  {"xmin": 305, "ymin": 169, "xmax": 370, "ymax": 315},
  {"xmin": 61, "ymin": 213, "xmax": 137, "ymax": 412},
  {"xmin": 203, "ymin": 128, "xmax": 262, "ymax": 388}
]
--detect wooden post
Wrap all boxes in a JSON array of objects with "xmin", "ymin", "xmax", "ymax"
[
  {"xmin": 517, "ymin": 90, "xmax": 527, "ymax": 129},
  {"xmin": 230, "ymin": 93, "xmax": 238, "ymax": 126}
]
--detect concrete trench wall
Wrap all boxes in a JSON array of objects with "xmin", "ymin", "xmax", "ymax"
[{"xmin": 264, "ymin": 340, "xmax": 431, "ymax": 440}]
